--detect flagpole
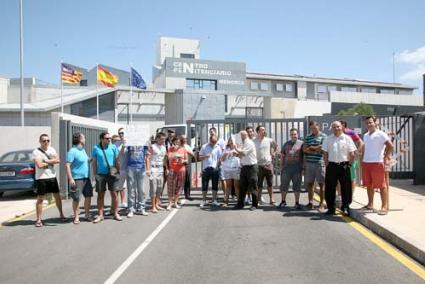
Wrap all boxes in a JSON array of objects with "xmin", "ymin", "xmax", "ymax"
[
  {"xmin": 60, "ymin": 62, "xmax": 64, "ymax": 113},
  {"xmin": 130, "ymin": 64, "xmax": 133, "ymax": 124},
  {"xmin": 96, "ymin": 64, "xmax": 99, "ymax": 120},
  {"xmin": 19, "ymin": 0, "xmax": 24, "ymax": 127}
]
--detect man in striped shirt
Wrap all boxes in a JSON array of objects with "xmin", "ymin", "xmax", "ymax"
[{"xmin": 303, "ymin": 121, "xmax": 327, "ymax": 210}]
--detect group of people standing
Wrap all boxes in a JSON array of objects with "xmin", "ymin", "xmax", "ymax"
[
  {"xmin": 198, "ymin": 117, "xmax": 393, "ymax": 216},
  {"xmin": 33, "ymin": 127, "xmax": 195, "ymax": 226},
  {"xmin": 31, "ymin": 115, "xmax": 393, "ymax": 226}
]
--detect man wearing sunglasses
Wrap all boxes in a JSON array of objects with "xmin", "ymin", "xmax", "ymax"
[
  {"xmin": 32, "ymin": 134, "xmax": 65, "ymax": 227},
  {"xmin": 92, "ymin": 132, "xmax": 121, "ymax": 223}
]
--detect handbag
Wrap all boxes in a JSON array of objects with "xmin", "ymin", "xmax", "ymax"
[{"xmin": 99, "ymin": 143, "xmax": 120, "ymax": 179}]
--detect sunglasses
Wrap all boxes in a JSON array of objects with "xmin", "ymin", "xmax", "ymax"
[
  {"xmin": 42, "ymin": 139, "xmax": 50, "ymax": 143},
  {"xmin": 118, "ymin": 132, "xmax": 124, "ymax": 135},
  {"xmin": 104, "ymin": 137, "xmax": 111, "ymax": 140}
]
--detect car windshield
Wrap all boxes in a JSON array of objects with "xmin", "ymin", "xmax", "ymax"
[{"xmin": 0, "ymin": 151, "xmax": 32, "ymax": 163}]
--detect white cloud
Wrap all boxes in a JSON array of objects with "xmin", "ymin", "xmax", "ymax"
[
  {"xmin": 396, "ymin": 45, "xmax": 425, "ymax": 81},
  {"xmin": 400, "ymin": 64, "xmax": 425, "ymax": 81},
  {"xmin": 396, "ymin": 46, "xmax": 425, "ymax": 64}
]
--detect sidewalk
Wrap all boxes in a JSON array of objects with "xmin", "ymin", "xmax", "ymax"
[{"xmin": 350, "ymin": 179, "xmax": 425, "ymax": 265}]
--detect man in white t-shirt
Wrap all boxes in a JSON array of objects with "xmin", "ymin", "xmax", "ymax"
[
  {"xmin": 254, "ymin": 125, "xmax": 277, "ymax": 205},
  {"xmin": 362, "ymin": 116, "xmax": 393, "ymax": 215},
  {"xmin": 32, "ymin": 134, "xmax": 65, "ymax": 227}
]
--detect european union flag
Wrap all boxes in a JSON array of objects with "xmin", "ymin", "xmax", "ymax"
[{"xmin": 131, "ymin": 67, "xmax": 146, "ymax": 89}]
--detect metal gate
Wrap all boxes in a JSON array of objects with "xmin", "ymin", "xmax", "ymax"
[
  {"xmin": 187, "ymin": 118, "xmax": 308, "ymax": 189},
  {"xmin": 59, "ymin": 119, "xmax": 108, "ymax": 198},
  {"xmin": 308, "ymin": 115, "xmax": 415, "ymax": 179},
  {"xmin": 188, "ymin": 115, "xmax": 416, "ymax": 191},
  {"xmin": 375, "ymin": 115, "xmax": 414, "ymax": 179}
]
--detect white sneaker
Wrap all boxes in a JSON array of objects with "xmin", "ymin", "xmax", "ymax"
[
  {"xmin": 140, "ymin": 210, "xmax": 148, "ymax": 216},
  {"xmin": 127, "ymin": 211, "xmax": 134, "ymax": 218},
  {"xmin": 121, "ymin": 202, "xmax": 128, "ymax": 208},
  {"xmin": 211, "ymin": 200, "xmax": 220, "ymax": 207},
  {"xmin": 200, "ymin": 201, "xmax": 206, "ymax": 209}
]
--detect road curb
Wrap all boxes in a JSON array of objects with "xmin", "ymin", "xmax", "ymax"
[
  {"xmin": 350, "ymin": 208, "xmax": 425, "ymax": 266},
  {"xmin": 0, "ymin": 202, "xmax": 56, "ymax": 227}
]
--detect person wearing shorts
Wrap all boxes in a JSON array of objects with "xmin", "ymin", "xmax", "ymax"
[
  {"xmin": 32, "ymin": 134, "xmax": 65, "ymax": 227},
  {"xmin": 221, "ymin": 137, "xmax": 241, "ymax": 206},
  {"xmin": 146, "ymin": 132, "xmax": 167, "ymax": 213},
  {"xmin": 362, "ymin": 116, "xmax": 393, "ymax": 215},
  {"xmin": 199, "ymin": 135, "xmax": 222, "ymax": 209},
  {"xmin": 303, "ymin": 121, "xmax": 327, "ymax": 210},
  {"xmin": 279, "ymin": 128, "xmax": 304, "ymax": 209},
  {"xmin": 65, "ymin": 132, "xmax": 93, "ymax": 224},
  {"xmin": 92, "ymin": 132, "xmax": 121, "ymax": 223},
  {"xmin": 254, "ymin": 125, "xmax": 277, "ymax": 205}
]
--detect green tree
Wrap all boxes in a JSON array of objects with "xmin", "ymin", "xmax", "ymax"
[{"xmin": 337, "ymin": 102, "xmax": 376, "ymax": 116}]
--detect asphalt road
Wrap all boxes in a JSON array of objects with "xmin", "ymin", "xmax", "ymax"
[{"xmin": 0, "ymin": 191, "xmax": 423, "ymax": 284}]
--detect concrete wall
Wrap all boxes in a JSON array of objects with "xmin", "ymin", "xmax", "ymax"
[
  {"xmin": 293, "ymin": 100, "xmax": 332, "ymax": 118},
  {"xmin": 330, "ymin": 91, "xmax": 423, "ymax": 106},
  {"xmin": 0, "ymin": 78, "xmax": 9, "ymax": 104},
  {"xmin": 0, "ymin": 126, "xmax": 51, "ymax": 156},
  {"xmin": 0, "ymin": 112, "xmax": 52, "ymax": 126},
  {"xmin": 156, "ymin": 37, "xmax": 200, "ymax": 66}
]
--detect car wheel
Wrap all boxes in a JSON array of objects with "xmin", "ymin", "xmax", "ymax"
[{"xmin": 0, "ymin": 192, "xmax": 4, "ymax": 198}]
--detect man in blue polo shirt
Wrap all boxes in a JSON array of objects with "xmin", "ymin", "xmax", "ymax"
[
  {"xmin": 66, "ymin": 132, "xmax": 92, "ymax": 224},
  {"xmin": 92, "ymin": 132, "xmax": 121, "ymax": 223}
]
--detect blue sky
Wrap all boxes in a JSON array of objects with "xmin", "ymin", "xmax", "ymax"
[{"xmin": 1, "ymin": 0, "xmax": 425, "ymax": 94}]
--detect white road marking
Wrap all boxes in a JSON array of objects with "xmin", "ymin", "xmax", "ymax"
[{"xmin": 104, "ymin": 201, "xmax": 185, "ymax": 284}]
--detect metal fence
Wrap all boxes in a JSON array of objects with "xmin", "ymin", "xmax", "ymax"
[
  {"xmin": 375, "ymin": 115, "xmax": 414, "ymax": 179},
  {"xmin": 187, "ymin": 118, "xmax": 307, "ymax": 188},
  {"xmin": 59, "ymin": 119, "xmax": 108, "ymax": 198},
  {"xmin": 187, "ymin": 115, "xmax": 416, "ymax": 190}
]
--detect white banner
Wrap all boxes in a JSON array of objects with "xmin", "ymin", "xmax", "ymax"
[{"xmin": 125, "ymin": 125, "xmax": 151, "ymax": 146}]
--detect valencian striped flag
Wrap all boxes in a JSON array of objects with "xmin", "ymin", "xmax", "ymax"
[
  {"xmin": 61, "ymin": 63, "xmax": 82, "ymax": 84},
  {"xmin": 97, "ymin": 65, "xmax": 119, "ymax": 88}
]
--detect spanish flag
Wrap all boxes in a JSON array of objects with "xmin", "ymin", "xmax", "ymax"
[{"xmin": 97, "ymin": 65, "xmax": 119, "ymax": 87}]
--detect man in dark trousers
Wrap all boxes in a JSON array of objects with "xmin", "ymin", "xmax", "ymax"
[
  {"xmin": 233, "ymin": 130, "xmax": 259, "ymax": 211},
  {"xmin": 322, "ymin": 121, "xmax": 357, "ymax": 216}
]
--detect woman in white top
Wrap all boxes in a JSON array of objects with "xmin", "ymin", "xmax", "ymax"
[{"xmin": 220, "ymin": 137, "xmax": 241, "ymax": 207}]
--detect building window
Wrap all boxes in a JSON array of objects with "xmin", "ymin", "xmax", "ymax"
[
  {"xmin": 260, "ymin": 82, "xmax": 269, "ymax": 91},
  {"xmin": 398, "ymin": 89, "xmax": 412, "ymax": 95},
  {"xmin": 276, "ymin": 83, "xmax": 284, "ymax": 92},
  {"xmin": 250, "ymin": 81, "xmax": 259, "ymax": 90},
  {"xmin": 361, "ymin": 87, "xmax": 376, "ymax": 93},
  {"xmin": 285, "ymin": 83, "xmax": 293, "ymax": 92},
  {"xmin": 180, "ymin": 53, "xmax": 194, "ymax": 59},
  {"xmin": 186, "ymin": 79, "xmax": 217, "ymax": 90},
  {"xmin": 317, "ymin": 85, "xmax": 327, "ymax": 93},
  {"xmin": 380, "ymin": 88, "xmax": 395, "ymax": 94},
  {"xmin": 341, "ymin": 86, "xmax": 357, "ymax": 92},
  {"xmin": 327, "ymin": 85, "xmax": 337, "ymax": 92}
]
